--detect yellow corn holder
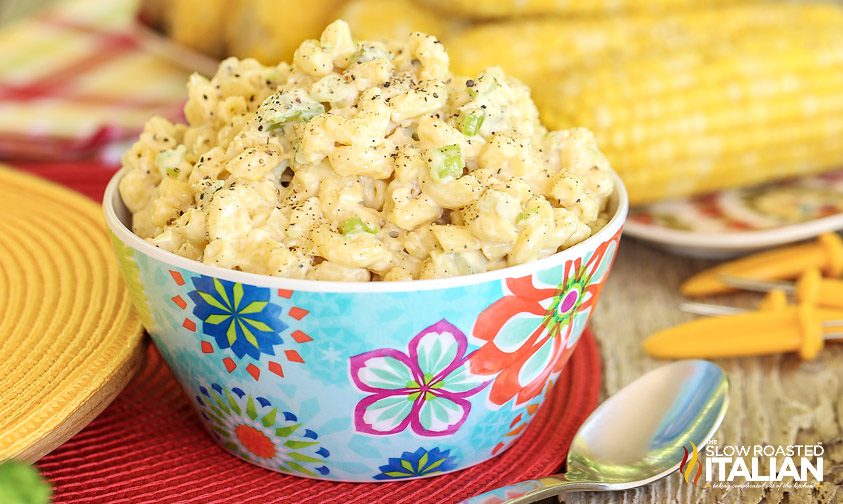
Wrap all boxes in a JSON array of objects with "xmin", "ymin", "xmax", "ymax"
[
  {"xmin": 681, "ymin": 233, "xmax": 843, "ymax": 297},
  {"xmin": 758, "ymin": 290, "xmax": 788, "ymax": 311},
  {"xmin": 795, "ymin": 269, "xmax": 843, "ymax": 309},
  {"xmin": 644, "ymin": 304, "xmax": 843, "ymax": 361},
  {"xmin": 679, "ymin": 289, "xmax": 788, "ymax": 317},
  {"xmin": 721, "ymin": 268, "xmax": 843, "ymax": 309}
]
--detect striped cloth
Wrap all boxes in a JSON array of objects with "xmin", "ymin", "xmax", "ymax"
[{"xmin": 0, "ymin": 0, "xmax": 190, "ymax": 161}]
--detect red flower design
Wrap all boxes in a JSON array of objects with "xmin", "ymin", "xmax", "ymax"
[{"xmin": 470, "ymin": 231, "xmax": 620, "ymax": 406}]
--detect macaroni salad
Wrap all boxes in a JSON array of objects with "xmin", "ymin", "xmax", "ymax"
[{"xmin": 120, "ymin": 20, "xmax": 615, "ymax": 281}]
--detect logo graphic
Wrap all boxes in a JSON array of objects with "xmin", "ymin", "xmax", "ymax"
[
  {"xmin": 676, "ymin": 440, "xmax": 824, "ymax": 489},
  {"xmin": 679, "ymin": 442, "xmax": 703, "ymax": 486}
]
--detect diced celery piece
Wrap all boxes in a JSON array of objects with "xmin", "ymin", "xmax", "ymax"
[
  {"xmin": 428, "ymin": 144, "xmax": 464, "ymax": 183},
  {"xmin": 263, "ymin": 67, "xmax": 284, "ymax": 87},
  {"xmin": 341, "ymin": 216, "xmax": 378, "ymax": 235},
  {"xmin": 457, "ymin": 111, "xmax": 485, "ymax": 136},
  {"xmin": 259, "ymin": 89, "xmax": 324, "ymax": 129},
  {"xmin": 353, "ymin": 43, "xmax": 391, "ymax": 64},
  {"xmin": 517, "ymin": 208, "xmax": 538, "ymax": 223},
  {"xmin": 466, "ymin": 76, "xmax": 498, "ymax": 99},
  {"xmin": 453, "ymin": 254, "xmax": 473, "ymax": 275},
  {"xmin": 155, "ymin": 145, "xmax": 186, "ymax": 178}
]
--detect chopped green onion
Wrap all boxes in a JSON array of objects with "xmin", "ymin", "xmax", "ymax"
[
  {"xmin": 259, "ymin": 89, "xmax": 324, "ymax": 129},
  {"xmin": 458, "ymin": 111, "xmax": 485, "ymax": 136},
  {"xmin": 155, "ymin": 145, "xmax": 186, "ymax": 178},
  {"xmin": 428, "ymin": 144, "xmax": 464, "ymax": 183},
  {"xmin": 341, "ymin": 216, "xmax": 378, "ymax": 235}
]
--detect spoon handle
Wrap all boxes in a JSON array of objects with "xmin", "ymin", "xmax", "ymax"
[{"xmin": 461, "ymin": 476, "xmax": 602, "ymax": 504}]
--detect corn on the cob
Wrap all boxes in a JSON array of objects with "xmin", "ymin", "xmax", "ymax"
[
  {"xmin": 163, "ymin": 0, "xmax": 229, "ymax": 58},
  {"xmin": 533, "ymin": 16, "xmax": 843, "ymax": 204},
  {"xmin": 420, "ymin": 0, "xmax": 751, "ymax": 19},
  {"xmin": 448, "ymin": 17, "xmax": 634, "ymax": 83},
  {"xmin": 225, "ymin": 0, "xmax": 347, "ymax": 64},
  {"xmin": 447, "ymin": 3, "xmax": 843, "ymax": 84},
  {"xmin": 338, "ymin": 0, "xmax": 453, "ymax": 41}
]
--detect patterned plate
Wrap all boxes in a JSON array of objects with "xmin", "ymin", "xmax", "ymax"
[{"xmin": 625, "ymin": 169, "xmax": 843, "ymax": 258}]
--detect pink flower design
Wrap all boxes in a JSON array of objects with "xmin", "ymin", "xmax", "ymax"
[{"xmin": 350, "ymin": 320, "xmax": 488, "ymax": 437}]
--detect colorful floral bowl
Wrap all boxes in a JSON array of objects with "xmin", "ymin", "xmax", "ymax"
[{"xmin": 103, "ymin": 169, "xmax": 627, "ymax": 482}]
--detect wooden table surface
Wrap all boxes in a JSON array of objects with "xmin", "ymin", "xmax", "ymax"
[{"xmin": 573, "ymin": 238, "xmax": 842, "ymax": 504}]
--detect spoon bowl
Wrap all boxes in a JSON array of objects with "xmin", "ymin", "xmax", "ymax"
[{"xmin": 464, "ymin": 360, "xmax": 729, "ymax": 503}]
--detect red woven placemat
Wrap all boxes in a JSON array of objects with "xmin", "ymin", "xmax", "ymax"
[
  {"xmin": 11, "ymin": 161, "xmax": 118, "ymax": 201},
  {"xmin": 16, "ymin": 162, "xmax": 603, "ymax": 503},
  {"xmin": 37, "ymin": 331, "xmax": 599, "ymax": 504}
]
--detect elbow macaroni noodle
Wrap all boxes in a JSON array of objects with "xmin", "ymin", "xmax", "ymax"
[{"xmin": 120, "ymin": 20, "xmax": 614, "ymax": 281}]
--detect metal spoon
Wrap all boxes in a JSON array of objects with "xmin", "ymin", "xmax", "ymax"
[{"xmin": 463, "ymin": 360, "xmax": 729, "ymax": 504}]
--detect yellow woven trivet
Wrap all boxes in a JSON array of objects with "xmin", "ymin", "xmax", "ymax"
[{"xmin": 0, "ymin": 167, "xmax": 145, "ymax": 462}]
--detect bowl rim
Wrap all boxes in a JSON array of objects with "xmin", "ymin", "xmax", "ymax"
[{"xmin": 103, "ymin": 168, "xmax": 628, "ymax": 293}]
